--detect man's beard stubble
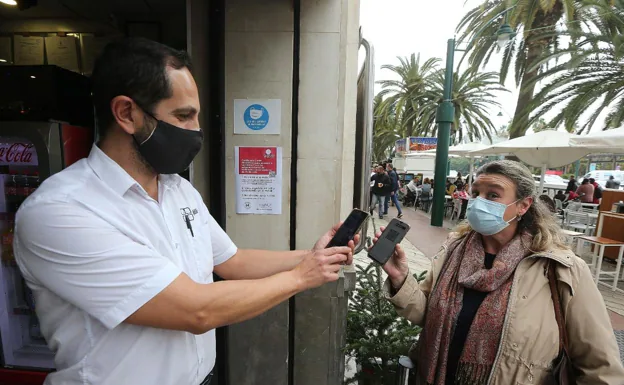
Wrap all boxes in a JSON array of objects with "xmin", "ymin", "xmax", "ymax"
[{"xmin": 131, "ymin": 123, "xmax": 157, "ymax": 176}]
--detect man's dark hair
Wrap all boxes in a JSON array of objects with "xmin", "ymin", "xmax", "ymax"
[
  {"xmin": 91, "ymin": 37, "xmax": 192, "ymax": 139},
  {"xmin": 589, "ymin": 178, "xmax": 596, "ymax": 184}
]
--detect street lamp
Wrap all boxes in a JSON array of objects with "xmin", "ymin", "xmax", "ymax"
[{"xmin": 430, "ymin": 7, "xmax": 516, "ymax": 227}]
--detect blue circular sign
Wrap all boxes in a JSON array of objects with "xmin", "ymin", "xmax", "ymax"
[{"xmin": 243, "ymin": 104, "xmax": 269, "ymax": 131}]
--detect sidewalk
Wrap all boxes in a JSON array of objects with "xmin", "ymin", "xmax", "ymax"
[{"xmin": 356, "ymin": 204, "xmax": 624, "ymax": 362}]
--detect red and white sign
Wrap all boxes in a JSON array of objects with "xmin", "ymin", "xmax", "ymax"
[
  {"xmin": 0, "ymin": 139, "xmax": 38, "ymax": 166},
  {"xmin": 235, "ymin": 146, "xmax": 282, "ymax": 215}
]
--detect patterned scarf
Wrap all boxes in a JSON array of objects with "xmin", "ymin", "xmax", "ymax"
[{"xmin": 418, "ymin": 231, "xmax": 532, "ymax": 385}]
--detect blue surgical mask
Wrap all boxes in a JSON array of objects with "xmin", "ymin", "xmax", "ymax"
[{"xmin": 466, "ymin": 197, "xmax": 519, "ymax": 236}]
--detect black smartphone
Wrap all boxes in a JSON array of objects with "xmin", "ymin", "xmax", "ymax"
[
  {"xmin": 326, "ymin": 209, "xmax": 370, "ymax": 248},
  {"xmin": 368, "ymin": 219, "xmax": 411, "ymax": 265}
]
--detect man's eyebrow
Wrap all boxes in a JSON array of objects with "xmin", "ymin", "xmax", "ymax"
[{"xmin": 171, "ymin": 106, "xmax": 198, "ymax": 115}]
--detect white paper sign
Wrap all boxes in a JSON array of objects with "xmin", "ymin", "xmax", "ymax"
[
  {"xmin": 14, "ymin": 36, "xmax": 44, "ymax": 65},
  {"xmin": 45, "ymin": 36, "xmax": 79, "ymax": 72},
  {"xmin": 235, "ymin": 146, "xmax": 282, "ymax": 215},
  {"xmin": 0, "ymin": 38, "xmax": 11, "ymax": 64},
  {"xmin": 233, "ymin": 99, "xmax": 281, "ymax": 135}
]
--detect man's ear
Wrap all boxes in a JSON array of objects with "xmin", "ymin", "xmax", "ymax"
[{"xmin": 110, "ymin": 96, "xmax": 144, "ymax": 136}]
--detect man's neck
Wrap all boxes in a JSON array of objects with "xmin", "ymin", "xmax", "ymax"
[{"xmin": 98, "ymin": 136, "xmax": 159, "ymax": 200}]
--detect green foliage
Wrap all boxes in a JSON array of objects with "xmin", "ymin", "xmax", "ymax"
[
  {"xmin": 521, "ymin": 2, "xmax": 624, "ymax": 133},
  {"xmin": 456, "ymin": 0, "xmax": 611, "ymax": 137},
  {"xmin": 373, "ymin": 54, "xmax": 505, "ymax": 158},
  {"xmin": 450, "ymin": 157, "xmax": 472, "ymax": 175},
  {"xmin": 344, "ymin": 263, "xmax": 427, "ymax": 385}
]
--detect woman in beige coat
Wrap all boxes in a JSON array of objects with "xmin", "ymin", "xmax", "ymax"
[{"xmin": 380, "ymin": 160, "xmax": 624, "ymax": 385}]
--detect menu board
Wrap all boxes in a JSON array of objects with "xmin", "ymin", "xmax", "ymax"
[
  {"xmin": 13, "ymin": 35, "xmax": 44, "ymax": 66},
  {"xmin": 45, "ymin": 36, "xmax": 79, "ymax": 72}
]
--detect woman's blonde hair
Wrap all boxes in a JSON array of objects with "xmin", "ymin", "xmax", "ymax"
[{"xmin": 456, "ymin": 160, "xmax": 568, "ymax": 252}]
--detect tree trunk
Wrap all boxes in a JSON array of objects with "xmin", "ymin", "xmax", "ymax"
[{"xmin": 508, "ymin": 4, "xmax": 563, "ymax": 139}]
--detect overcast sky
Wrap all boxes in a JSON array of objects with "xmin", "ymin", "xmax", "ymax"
[{"xmin": 359, "ymin": 0, "xmax": 552, "ymax": 133}]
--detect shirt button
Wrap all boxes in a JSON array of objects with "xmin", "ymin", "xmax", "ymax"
[
  {"xmin": 522, "ymin": 295, "xmax": 527, "ymax": 300},
  {"xmin": 175, "ymin": 243, "xmax": 180, "ymax": 249},
  {"xmin": 512, "ymin": 343, "xmax": 519, "ymax": 349}
]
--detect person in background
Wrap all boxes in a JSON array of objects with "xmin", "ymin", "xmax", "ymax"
[
  {"xmin": 554, "ymin": 190, "xmax": 567, "ymax": 203},
  {"xmin": 379, "ymin": 160, "xmax": 624, "ymax": 384},
  {"xmin": 567, "ymin": 189, "xmax": 580, "ymax": 202},
  {"xmin": 370, "ymin": 165, "xmax": 391, "ymax": 219},
  {"xmin": 452, "ymin": 183, "xmax": 470, "ymax": 220},
  {"xmin": 566, "ymin": 176, "xmax": 577, "ymax": 193},
  {"xmin": 384, "ymin": 163, "xmax": 404, "ymax": 219},
  {"xmin": 420, "ymin": 178, "xmax": 433, "ymax": 210},
  {"xmin": 407, "ymin": 178, "xmax": 419, "ymax": 194},
  {"xmin": 576, "ymin": 178, "xmax": 594, "ymax": 203},
  {"xmin": 606, "ymin": 175, "xmax": 621, "ymax": 190},
  {"xmin": 454, "ymin": 172, "xmax": 465, "ymax": 190},
  {"xmin": 446, "ymin": 179, "xmax": 457, "ymax": 195},
  {"xmin": 370, "ymin": 164, "xmax": 378, "ymax": 207},
  {"xmin": 589, "ymin": 178, "xmax": 602, "ymax": 204}
]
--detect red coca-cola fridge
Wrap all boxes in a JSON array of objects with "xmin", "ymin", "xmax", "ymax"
[{"xmin": 0, "ymin": 66, "xmax": 94, "ymax": 384}]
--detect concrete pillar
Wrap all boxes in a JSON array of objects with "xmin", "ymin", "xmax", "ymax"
[
  {"xmin": 223, "ymin": 1, "xmax": 293, "ymax": 384},
  {"xmin": 294, "ymin": 1, "xmax": 360, "ymax": 384},
  {"xmin": 189, "ymin": 0, "xmax": 361, "ymax": 383}
]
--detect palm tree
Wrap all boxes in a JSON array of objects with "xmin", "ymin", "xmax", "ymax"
[
  {"xmin": 456, "ymin": 0, "xmax": 598, "ymax": 138},
  {"xmin": 520, "ymin": 6, "xmax": 624, "ymax": 133},
  {"xmin": 421, "ymin": 68, "xmax": 509, "ymax": 144},
  {"xmin": 371, "ymin": 94, "xmax": 400, "ymax": 161},
  {"xmin": 376, "ymin": 54, "xmax": 441, "ymax": 138}
]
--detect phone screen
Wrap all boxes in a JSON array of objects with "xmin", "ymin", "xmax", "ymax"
[
  {"xmin": 368, "ymin": 219, "xmax": 410, "ymax": 265},
  {"xmin": 327, "ymin": 209, "xmax": 369, "ymax": 248}
]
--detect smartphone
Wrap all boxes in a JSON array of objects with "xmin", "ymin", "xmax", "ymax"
[
  {"xmin": 368, "ymin": 218, "xmax": 410, "ymax": 265},
  {"xmin": 326, "ymin": 209, "xmax": 370, "ymax": 248}
]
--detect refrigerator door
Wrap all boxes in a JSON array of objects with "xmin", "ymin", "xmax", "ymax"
[{"xmin": 0, "ymin": 134, "xmax": 54, "ymax": 370}]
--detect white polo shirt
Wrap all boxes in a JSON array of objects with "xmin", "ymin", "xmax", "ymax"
[{"xmin": 14, "ymin": 145, "xmax": 237, "ymax": 385}]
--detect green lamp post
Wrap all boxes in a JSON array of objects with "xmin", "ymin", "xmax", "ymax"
[{"xmin": 430, "ymin": 8, "xmax": 516, "ymax": 227}]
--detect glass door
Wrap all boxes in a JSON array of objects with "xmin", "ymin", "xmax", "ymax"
[{"xmin": 0, "ymin": 136, "xmax": 54, "ymax": 370}]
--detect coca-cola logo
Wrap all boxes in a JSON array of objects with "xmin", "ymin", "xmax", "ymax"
[{"xmin": 0, "ymin": 143, "xmax": 35, "ymax": 164}]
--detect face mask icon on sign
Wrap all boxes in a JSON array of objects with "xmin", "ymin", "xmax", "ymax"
[{"xmin": 249, "ymin": 108, "xmax": 263, "ymax": 119}]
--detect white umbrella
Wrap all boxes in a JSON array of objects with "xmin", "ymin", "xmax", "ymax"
[
  {"xmin": 569, "ymin": 127, "xmax": 624, "ymax": 149},
  {"xmin": 424, "ymin": 142, "xmax": 488, "ymax": 187},
  {"xmin": 469, "ymin": 131, "xmax": 592, "ymax": 193}
]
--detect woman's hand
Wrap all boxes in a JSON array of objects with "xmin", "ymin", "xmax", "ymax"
[{"xmin": 372, "ymin": 227, "xmax": 409, "ymax": 288}]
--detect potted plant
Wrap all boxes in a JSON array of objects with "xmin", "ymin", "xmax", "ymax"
[{"xmin": 344, "ymin": 263, "xmax": 426, "ymax": 385}]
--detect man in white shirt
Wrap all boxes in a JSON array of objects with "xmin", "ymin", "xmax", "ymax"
[{"xmin": 13, "ymin": 38, "xmax": 354, "ymax": 385}]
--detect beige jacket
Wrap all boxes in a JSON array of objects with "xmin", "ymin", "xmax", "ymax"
[{"xmin": 385, "ymin": 237, "xmax": 624, "ymax": 385}]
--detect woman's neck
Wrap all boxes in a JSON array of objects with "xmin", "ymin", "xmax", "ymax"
[{"xmin": 481, "ymin": 223, "xmax": 518, "ymax": 254}]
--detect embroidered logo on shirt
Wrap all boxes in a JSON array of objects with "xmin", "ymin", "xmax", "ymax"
[{"xmin": 180, "ymin": 207, "xmax": 197, "ymax": 221}]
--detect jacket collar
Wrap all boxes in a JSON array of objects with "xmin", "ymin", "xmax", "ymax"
[
  {"xmin": 530, "ymin": 247, "xmax": 575, "ymax": 268},
  {"xmin": 528, "ymin": 247, "xmax": 576, "ymax": 295}
]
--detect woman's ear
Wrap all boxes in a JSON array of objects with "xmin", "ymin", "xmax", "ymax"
[{"xmin": 518, "ymin": 197, "xmax": 533, "ymax": 216}]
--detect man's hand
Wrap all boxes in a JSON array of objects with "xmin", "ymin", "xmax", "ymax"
[
  {"xmin": 372, "ymin": 227, "xmax": 409, "ymax": 289},
  {"xmin": 312, "ymin": 222, "xmax": 360, "ymax": 265},
  {"xmin": 391, "ymin": 191, "xmax": 395, "ymax": 196},
  {"xmin": 291, "ymin": 247, "xmax": 352, "ymax": 290}
]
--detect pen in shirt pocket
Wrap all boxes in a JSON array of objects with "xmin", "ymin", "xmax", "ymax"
[{"xmin": 185, "ymin": 215, "xmax": 194, "ymax": 237}]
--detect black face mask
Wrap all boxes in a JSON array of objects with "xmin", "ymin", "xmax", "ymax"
[{"xmin": 135, "ymin": 117, "xmax": 204, "ymax": 175}]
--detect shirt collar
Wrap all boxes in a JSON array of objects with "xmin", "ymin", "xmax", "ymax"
[{"xmin": 87, "ymin": 145, "xmax": 181, "ymax": 196}]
